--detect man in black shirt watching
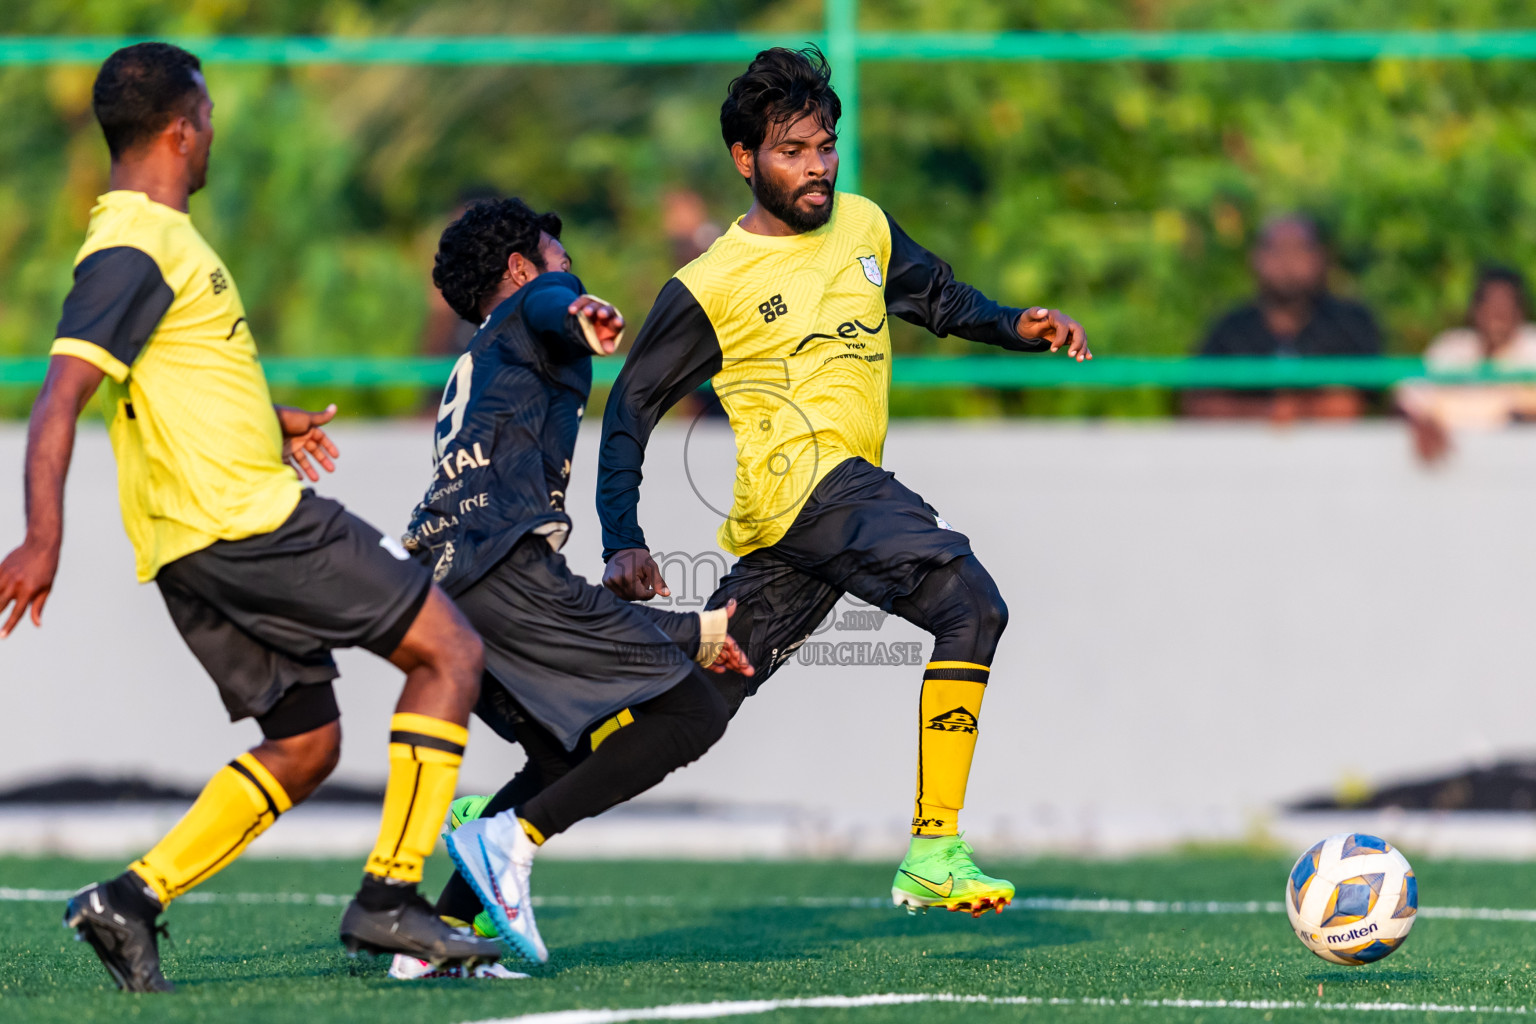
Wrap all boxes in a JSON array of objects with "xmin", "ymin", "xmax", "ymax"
[{"xmin": 1184, "ymin": 214, "xmax": 1382, "ymax": 420}]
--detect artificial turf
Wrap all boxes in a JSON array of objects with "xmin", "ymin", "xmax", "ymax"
[{"xmin": 2, "ymin": 853, "xmax": 1533, "ymax": 1023}]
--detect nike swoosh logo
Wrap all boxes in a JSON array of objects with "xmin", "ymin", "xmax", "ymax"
[
  {"xmin": 901, "ymin": 870, "xmax": 955, "ymax": 897},
  {"xmin": 477, "ymin": 835, "xmax": 519, "ymax": 920}
]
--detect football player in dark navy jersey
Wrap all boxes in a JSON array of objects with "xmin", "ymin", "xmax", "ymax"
[
  {"xmin": 401, "ymin": 198, "xmax": 752, "ymax": 963},
  {"xmin": 598, "ymin": 47, "xmax": 1091, "ymax": 916}
]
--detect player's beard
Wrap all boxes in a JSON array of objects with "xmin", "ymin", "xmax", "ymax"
[{"xmin": 751, "ymin": 168, "xmax": 835, "ymax": 233}]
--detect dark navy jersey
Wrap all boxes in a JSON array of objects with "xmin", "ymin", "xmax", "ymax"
[{"xmin": 404, "ymin": 272, "xmax": 598, "ymax": 596}]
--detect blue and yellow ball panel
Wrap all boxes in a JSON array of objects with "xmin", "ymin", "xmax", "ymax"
[
  {"xmin": 1393, "ymin": 872, "xmax": 1418, "ymax": 919},
  {"xmin": 1289, "ymin": 841, "xmax": 1323, "ymax": 913},
  {"xmin": 1341, "ymin": 833, "xmax": 1392, "ymax": 858},
  {"xmin": 1333, "ymin": 937, "xmax": 1402, "ymax": 965},
  {"xmin": 1321, "ymin": 876, "xmax": 1380, "ymax": 927}
]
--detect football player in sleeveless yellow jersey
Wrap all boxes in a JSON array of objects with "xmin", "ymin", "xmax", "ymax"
[{"xmin": 599, "ymin": 47, "xmax": 1091, "ymax": 916}]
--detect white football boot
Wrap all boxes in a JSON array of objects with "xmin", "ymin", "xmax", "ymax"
[
  {"xmin": 388, "ymin": 953, "xmax": 529, "ymax": 980},
  {"xmin": 444, "ymin": 811, "xmax": 548, "ymax": 964}
]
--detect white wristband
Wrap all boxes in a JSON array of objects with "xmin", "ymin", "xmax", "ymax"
[
  {"xmin": 574, "ymin": 294, "xmax": 624, "ymax": 355},
  {"xmin": 696, "ymin": 607, "xmax": 730, "ymax": 667}
]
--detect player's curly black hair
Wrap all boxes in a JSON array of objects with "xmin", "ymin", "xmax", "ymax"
[
  {"xmin": 93, "ymin": 42, "xmax": 204, "ymax": 159},
  {"xmin": 433, "ymin": 198, "xmax": 563, "ymax": 323},
  {"xmin": 720, "ymin": 45, "xmax": 841, "ymax": 153}
]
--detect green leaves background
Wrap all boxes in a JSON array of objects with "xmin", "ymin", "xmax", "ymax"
[{"xmin": 4, "ymin": 1, "xmax": 1536, "ymax": 416}]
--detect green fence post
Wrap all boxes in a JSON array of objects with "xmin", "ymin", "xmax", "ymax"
[{"xmin": 826, "ymin": 0, "xmax": 860, "ymax": 195}]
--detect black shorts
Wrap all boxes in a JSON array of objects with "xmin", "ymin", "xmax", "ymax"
[
  {"xmin": 156, "ymin": 492, "xmax": 431, "ymax": 730},
  {"xmin": 705, "ymin": 456, "xmax": 971, "ymax": 687},
  {"xmin": 454, "ymin": 536, "xmax": 695, "ymax": 751}
]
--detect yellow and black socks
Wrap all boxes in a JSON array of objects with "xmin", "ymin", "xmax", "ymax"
[
  {"xmin": 128, "ymin": 752, "xmax": 292, "ymax": 905},
  {"xmin": 912, "ymin": 661, "xmax": 989, "ymax": 837},
  {"xmin": 364, "ymin": 713, "xmax": 467, "ymax": 886}
]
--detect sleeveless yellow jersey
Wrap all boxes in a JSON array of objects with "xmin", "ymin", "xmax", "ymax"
[
  {"xmin": 50, "ymin": 190, "xmax": 300, "ymax": 581},
  {"xmin": 598, "ymin": 191, "xmax": 1039, "ymax": 559}
]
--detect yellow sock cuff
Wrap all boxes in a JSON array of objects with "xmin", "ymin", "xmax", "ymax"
[
  {"xmin": 518, "ymin": 817, "xmax": 546, "ymax": 846},
  {"xmin": 389, "ymin": 712, "xmax": 469, "ymax": 752},
  {"xmin": 231, "ymin": 752, "xmax": 294, "ymax": 815}
]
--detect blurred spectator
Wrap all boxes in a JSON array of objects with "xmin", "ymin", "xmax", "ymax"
[
  {"xmin": 662, "ymin": 188, "xmax": 728, "ymax": 420},
  {"xmin": 1183, "ymin": 215, "xmax": 1382, "ymax": 420},
  {"xmin": 662, "ymin": 188, "xmax": 722, "ymax": 267},
  {"xmin": 1398, "ymin": 266, "xmax": 1536, "ymax": 464},
  {"xmin": 421, "ymin": 185, "xmax": 502, "ymax": 360}
]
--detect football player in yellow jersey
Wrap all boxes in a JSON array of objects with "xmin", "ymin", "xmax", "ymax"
[
  {"xmin": 0, "ymin": 43, "xmax": 499, "ymax": 991},
  {"xmin": 599, "ymin": 47, "xmax": 1090, "ymax": 916}
]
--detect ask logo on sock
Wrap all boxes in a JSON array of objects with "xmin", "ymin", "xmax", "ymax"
[{"xmin": 925, "ymin": 707, "xmax": 978, "ymax": 734}]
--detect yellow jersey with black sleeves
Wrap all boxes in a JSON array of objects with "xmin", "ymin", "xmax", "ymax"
[
  {"xmin": 598, "ymin": 191, "xmax": 1045, "ymax": 559},
  {"xmin": 50, "ymin": 190, "xmax": 300, "ymax": 582}
]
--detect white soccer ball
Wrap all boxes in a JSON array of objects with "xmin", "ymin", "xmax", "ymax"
[{"xmin": 1286, "ymin": 833, "xmax": 1417, "ymax": 965}]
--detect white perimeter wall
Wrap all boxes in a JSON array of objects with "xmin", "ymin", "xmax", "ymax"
[{"xmin": 2, "ymin": 419, "xmax": 1534, "ymax": 849}]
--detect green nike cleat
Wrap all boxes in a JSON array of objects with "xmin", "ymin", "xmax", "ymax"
[
  {"xmin": 448, "ymin": 795, "xmax": 492, "ymax": 832},
  {"xmin": 891, "ymin": 834, "xmax": 1014, "ymax": 917}
]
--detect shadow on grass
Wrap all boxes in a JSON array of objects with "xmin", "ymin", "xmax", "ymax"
[
  {"xmin": 1304, "ymin": 969, "xmax": 1432, "ymax": 984},
  {"xmin": 546, "ymin": 902, "xmax": 1096, "ymax": 973}
]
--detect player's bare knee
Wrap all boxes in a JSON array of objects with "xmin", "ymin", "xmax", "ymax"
[
  {"xmin": 291, "ymin": 721, "xmax": 341, "ymax": 781},
  {"xmin": 438, "ymin": 622, "xmax": 484, "ymax": 698},
  {"xmin": 257, "ymin": 720, "xmax": 341, "ymax": 800},
  {"xmin": 394, "ymin": 585, "xmax": 482, "ymax": 681}
]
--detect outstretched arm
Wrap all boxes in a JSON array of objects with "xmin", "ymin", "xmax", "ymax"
[
  {"xmin": 0, "ymin": 355, "xmax": 105, "ymax": 637},
  {"xmin": 522, "ymin": 272, "xmax": 627, "ymax": 359},
  {"xmin": 597, "ymin": 277, "xmax": 722, "ymax": 600},
  {"xmin": 4, "ymin": 244, "xmax": 177, "ymax": 635},
  {"xmin": 884, "ymin": 214, "xmax": 1090, "ymax": 360}
]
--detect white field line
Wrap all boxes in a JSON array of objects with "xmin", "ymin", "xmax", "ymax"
[
  {"xmin": 4, "ymin": 887, "xmax": 1535, "ymax": 921},
  {"xmin": 463, "ymin": 992, "xmax": 1536, "ymax": 1024}
]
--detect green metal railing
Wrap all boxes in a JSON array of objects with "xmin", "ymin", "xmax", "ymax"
[
  {"xmin": 9, "ymin": 3, "xmax": 1536, "ymax": 194},
  {"xmin": 6, "ymin": 5, "xmax": 1536, "ymax": 390},
  {"xmin": 3, "ymin": 356, "xmax": 1535, "ymax": 391}
]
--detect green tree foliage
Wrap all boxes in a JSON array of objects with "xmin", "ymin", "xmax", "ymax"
[{"xmin": 3, "ymin": 0, "xmax": 1536, "ymax": 417}]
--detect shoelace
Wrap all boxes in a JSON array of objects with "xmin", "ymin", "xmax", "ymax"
[{"xmin": 935, "ymin": 838, "xmax": 986, "ymax": 878}]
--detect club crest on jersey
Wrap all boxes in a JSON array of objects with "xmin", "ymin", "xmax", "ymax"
[{"xmin": 856, "ymin": 255, "xmax": 882, "ymax": 286}]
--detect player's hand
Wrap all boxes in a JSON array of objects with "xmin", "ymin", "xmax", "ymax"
[
  {"xmin": 603, "ymin": 547, "xmax": 670, "ymax": 601},
  {"xmin": 276, "ymin": 403, "xmax": 341, "ymax": 482},
  {"xmin": 706, "ymin": 599, "xmax": 755, "ymax": 677},
  {"xmin": 1018, "ymin": 307, "xmax": 1091, "ymax": 362},
  {"xmin": 0, "ymin": 539, "xmax": 60, "ymax": 638},
  {"xmin": 570, "ymin": 296, "xmax": 625, "ymax": 355}
]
